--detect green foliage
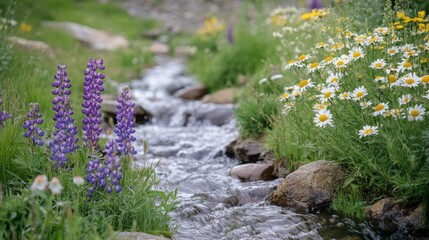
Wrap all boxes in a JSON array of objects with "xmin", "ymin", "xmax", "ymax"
[
  {"xmin": 189, "ymin": 21, "xmax": 278, "ymax": 92},
  {"xmin": 235, "ymin": 69, "xmax": 284, "ymax": 138},
  {"xmin": 331, "ymin": 188, "xmax": 367, "ymax": 220},
  {"xmin": 0, "ymin": 164, "xmax": 177, "ymax": 239}
]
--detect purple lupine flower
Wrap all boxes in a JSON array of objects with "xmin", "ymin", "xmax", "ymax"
[
  {"xmin": 86, "ymin": 157, "xmax": 103, "ymax": 198},
  {"xmin": 82, "ymin": 59, "xmax": 105, "ymax": 154},
  {"xmin": 104, "ymin": 140, "xmax": 122, "ymax": 193},
  {"xmin": 23, "ymin": 103, "xmax": 45, "ymax": 146},
  {"xmin": 50, "ymin": 65, "xmax": 78, "ymax": 169},
  {"xmin": 114, "ymin": 87, "xmax": 137, "ymax": 157},
  {"xmin": 0, "ymin": 91, "xmax": 10, "ymax": 126},
  {"xmin": 86, "ymin": 140, "xmax": 123, "ymax": 197},
  {"xmin": 227, "ymin": 25, "xmax": 234, "ymax": 44},
  {"xmin": 309, "ymin": 0, "xmax": 323, "ymax": 9}
]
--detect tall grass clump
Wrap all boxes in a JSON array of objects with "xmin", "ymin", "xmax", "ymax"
[{"xmin": 266, "ymin": 1, "xmax": 429, "ymax": 212}]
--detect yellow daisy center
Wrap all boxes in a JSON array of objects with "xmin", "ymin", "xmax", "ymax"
[
  {"xmin": 337, "ymin": 60, "xmax": 344, "ymax": 66},
  {"xmin": 374, "ymin": 104, "xmax": 384, "ymax": 111},
  {"xmin": 356, "ymin": 92, "xmax": 364, "ymax": 98},
  {"xmin": 421, "ymin": 75, "xmax": 429, "ymax": 83},
  {"xmin": 310, "ymin": 62, "xmax": 319, "ymax": 69},
  {"xmin": 342, "ymin": 93, "xmax": 349, "ymax": 97},
  {"xmin": 364, "ymin": 129, "xmax": 374, "ymax": 135},
  {"xmin": 388, "ymin": 49, "xmax": 396, "ymax": 54},
  {"xmin": 288, "ymin": 59, "xmax": 295, "ymax": 65},
  {"xmin": 405, "ymin": 78, "xmax": 415, "ymax": 85},
  {"xmin": 299, "ymin": 79, "xmax": 309, "ymax": 88},
  {"xmin": 375, "ymin": 62, "xmax": 382, "ymax": 68},
  {"xmin": 298, "ymin": 54, "xmax": 307, "ymax": 61},
  {"xmin": 319, "ymin": 114, "xmax": 328, "ymax": 122},
  {"xmin": 411, "ymin": 109, "xmax": 420, "ymax": 117},
  {"xmin": 324, "ymin": 56, "xmax": 333, "ymax": 62},
  {"xmin": 324, "ymin": 92, "xmax": 332, "ymax": 98},
  {"xmin": 353, "ymin": 52, "xmax": 361, "ymax": 58},
  {"xmin": 403, "ymin": 62, "xmax": 412, "ymax": 68},
  {"xmin": 388, "ymin": 75, "xmax": 397, "ymax": 83},
  {"xmin": 330, "ymin": 77, "xmax": 338, "ymax": 83},
  {"xmin": 280, "ymin": 93, "xmax": 289, "ymax": 99}
]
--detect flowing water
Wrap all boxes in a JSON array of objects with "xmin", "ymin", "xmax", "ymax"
[{"xmin": 126, "ymin": 56, "xmax": 381, "ymax": 240}]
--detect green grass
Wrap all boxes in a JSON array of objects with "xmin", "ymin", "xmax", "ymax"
[{"xmin": 188, "ymin": 15, "xmax": 278, "ymax": 92}]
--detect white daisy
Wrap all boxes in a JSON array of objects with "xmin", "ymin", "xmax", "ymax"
[
  {"xmin": 318, "ymin": 87, "xmax": 336, "ymax": 102},
  {"xmin": 374, "ymin": 76, "xmax": 386, "ymax": 83},
  {"xmin": 408, "ymin": 104, "xmax": 425, "ymax": 121},
  {"xmin": 326, "ymin": 72, "xmax": 342, "ymax": 87},
  {"xmin": 297, "ymin": 79, "xmax": 314, "ymax": 91},
  {"xmin": 307, "ymin": 62, "xmax": 321, "ymax": 73},
  {"xmin": 401, "ymin": 73, "xmax": 421, "ymax": 88},
  {"xmin": 397, "ymin": 59, "xmax": 413, "ymax": 72},
  {"xmin": 338, "ymin": 92, "xmax": 351, "ymax": 100},
  {"xmin": 297, "ymin": 54, "xmax": 311, "ymax": 62},
  {"xmin": 372, "ymin": 102, "xmax": 389, "ymax": 116},
  {"xmin": 349, "ymin": 46, "xmax": 365, "ymax": 61},
  {"xmin": 360, "ymin": 100, "xmax": 373, "ymax": 109},
  {"xmin": 313, "ymin": 109, "xmax": 334, "ymax": 127},
  {"xmin": 420, "ymin": 75, "xmax": 429, "ymax": 85},
  {"xmin": 398, "ymin": 94, "xmax": 412, "ymax": 105},
  {"xmin": 352, "ymin": 86, "xmax": 368, "ymax": 101},
  {"xmin": 358, "ymin": 125, "xmax": 379, "ymax": 138},
  {"xmin": 387, "ymin": 46, "xmax": 399, "ymax": 56},
  {"xmin": 370, "ymin": 59, "xmax": 386, "ymax": 69},
  {"xmin": 333, "ymin": 56, "xmax": 349, "ymax": 70}
]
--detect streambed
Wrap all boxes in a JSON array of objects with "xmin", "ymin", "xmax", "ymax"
[{"xmin": 121, "ymin": 56, "xmax": 381, "ymax": 240}]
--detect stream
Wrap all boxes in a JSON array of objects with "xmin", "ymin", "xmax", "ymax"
[{"xmin": 125, "ymin": 56, "xmax": 381, "ymax": 240}]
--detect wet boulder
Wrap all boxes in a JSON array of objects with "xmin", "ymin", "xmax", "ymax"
[
  {"xmin": 365, "ymin": 198, "xmax": 427, "ymax": 235},
  {"xmin": 268, "ymin": 160, "xmax": 345, "ymax": 211},
  {"xmin": 229, "ymin": 139, "xmax": 265, "ymax": 163},
  {"xmin": 188, "ymin": 105, "xmax": 234, "ymax": 126},
  {"xmin": 202, "ymin": 88, "xmax": 237, "ymax": 104},
  {"xmin": 230, "ymin": 163, "xmax": 275, "ymax": 182},
  {"xmin": 101, "ymin": 100, "xmax": 151, "ymax": 125},
  {"xmin": 174, "ymin": 84, "xmax": 208, "ymax": 100}
]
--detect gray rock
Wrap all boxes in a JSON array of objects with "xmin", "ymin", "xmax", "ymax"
[
  {"xmin": 9, "ymin": 36, "xmax": 54, "ymax": 57},
  {"xmin": 202, "ymin": 88, "xmax": 237, "ymax": 104},
  {"xmin": 190, "ymin": 105, "xmax": 234, "ymax": 126},
  {"xmin": 101, "ymin": 100, "xmax": 151, "ymax": 124},
  {"xmin": 116, "ymin": 232, "xmax": 169, "ymax": 240},
  {"xmin": 268, "ymin": 160, "xmax": 345, "ymax": 211},
  {"xmin": 230, "ymin": 163, "xmax": 275, "ymax": 182},
  {"xmin": 174, "ymin": 84, "xmax": 208, "ymax": 100},
  {"xmin": 149, "ymin": 42, "xmax": 169, "ymax": 55},
  {"xmin": 42, "ymin": 21, "xmax": 128, "ymax": 50},
  {"xmin": 365, "ymin": 198, "xmax": 426, "ymax": 234},
  {"xmin": 233, "ymin": 139, "xmax": 264, "ymax": 163}
]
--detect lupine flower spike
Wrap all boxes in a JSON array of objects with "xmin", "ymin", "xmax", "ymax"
[
  {"xmin": 86, "ymin": 140, "xmax": 122, "ymax": 198},
  {"xmin": 23, "ymin": 103, "xmax": 45, "ymax": 146},
  {"xmin": 0, "ymin": 90, "xmax": 10, "ymax": 127},
  {"xmin": 50, "ymin": 65, "xmax": 79, "ymax": 169},
  {"xmin": 114, "ymin": 87, "xmax": 137, "ymax": 157},
  {"xmin": 82, "ymin": 59, "xmax": 105, "ymax": 154}
]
